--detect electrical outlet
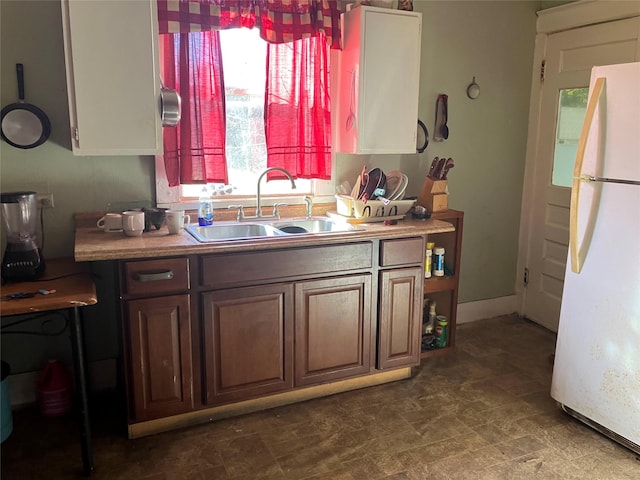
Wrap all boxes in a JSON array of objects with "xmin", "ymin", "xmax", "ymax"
[{"xmin": 36, "ymin": 193, "xmax": 54, "ymax": 209}]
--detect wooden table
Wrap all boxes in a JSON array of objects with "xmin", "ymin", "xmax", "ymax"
[{"xmin": 0, "ymin": 257, "xmax": 97, "ymax": 476}]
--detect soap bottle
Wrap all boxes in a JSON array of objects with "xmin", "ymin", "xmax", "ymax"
[{"xmin": 198, "ymin": 187, "xmax": 214, "ymax": 226}]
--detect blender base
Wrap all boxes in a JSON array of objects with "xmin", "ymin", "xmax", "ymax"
[{"xmin": 1, "ymin": 248, "xmax": 45, "ymax": 282}]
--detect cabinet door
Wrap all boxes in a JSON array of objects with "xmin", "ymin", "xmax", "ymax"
[
  {"xmin": 127, "ymin": 295, "xmax": 193, "ymax": 421},
  {"xmin": 61, "ymin": 0, "xmax": 162, "ymax": 155},
  {"xmin": 202, "ymin": 284, "xmax": 294, "ymax": 405},
  {"xmin": 336, "ymin": 7, "xmax": 421, "ymax": 154},
  {"xmin": 295, "ymin": 274, "xmax": 372, "ymax": 386},
  {"xmin": 378, "ymin": 267, "xmax": 423, "ymax": 369}
]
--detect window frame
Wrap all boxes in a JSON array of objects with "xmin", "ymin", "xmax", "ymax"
[
  {"xmin": 155, "ymin": 28, "xmax": 337, "ymax": 211},
  {"xmin": 155, "ymin": 156, "xmax": 337, "ymax": 210}
]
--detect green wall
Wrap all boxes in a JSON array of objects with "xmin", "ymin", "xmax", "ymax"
[{"xmin": 1, "ymin": 0, "xmax": 540, "ymax": 375}]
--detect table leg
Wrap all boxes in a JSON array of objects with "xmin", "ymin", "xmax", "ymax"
[{"xmin": 69, "ymin": 306, "xmax": 94, "ymax": 476}]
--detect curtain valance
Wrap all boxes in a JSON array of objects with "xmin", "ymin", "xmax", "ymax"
[{"xmin": 157, "ymin": 0, "xmax": 341, "ymax": 48}]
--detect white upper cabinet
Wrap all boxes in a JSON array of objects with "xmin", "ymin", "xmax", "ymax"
[
  {"xmin": 334, "ymin": 6, "xmax": 422, "ymax": 154},
  {"xmin": 61, "ymin": 0, "xmax": 162, "ymax": 156}
]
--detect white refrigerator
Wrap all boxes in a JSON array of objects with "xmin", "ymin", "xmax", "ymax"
[{"xmin": 551, "ymin": 62, "xmax": 640, "ymax": 454}]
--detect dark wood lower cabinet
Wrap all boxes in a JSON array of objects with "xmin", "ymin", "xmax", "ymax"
[
  {"xmin": 120, "ymin": 233, "xmax": 441, "ymax": 430},
  {"xmin": 294, "ymin": 274, "xmax": 372, "ymax": 387},
  {"xmin": 201, "ymin": 284, "xmax": 294, "ymax": 405},
  {"xmin": 126, "ymin": 294, "xmax": 193, "ymax": 421},
  {"xmin": 378, "ymin": 267, "xmax": 423, "ymax": 369}
]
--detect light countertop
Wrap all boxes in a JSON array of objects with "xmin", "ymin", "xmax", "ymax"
[{"xmin": 74, "ymin": 213, "xmax": 455, "ymax": 262}]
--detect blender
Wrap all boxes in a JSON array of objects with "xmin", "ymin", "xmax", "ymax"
[{"xmin": 1, "ymin": 191, "xmax": 45, "ymax": 281}]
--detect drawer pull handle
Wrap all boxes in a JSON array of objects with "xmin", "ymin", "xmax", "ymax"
[{"xmin": 136, "ymin": 271, "xmax": 174, "ymax": 282}]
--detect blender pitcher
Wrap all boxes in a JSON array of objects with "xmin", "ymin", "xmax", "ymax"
[{"xmin": 1, "ymin": 191, "xmax": 45, "ymax": 281}]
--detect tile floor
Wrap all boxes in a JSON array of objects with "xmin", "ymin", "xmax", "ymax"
[{"xmin": 2, "ymin": 314, "xmax": 639, "ymax": 479}]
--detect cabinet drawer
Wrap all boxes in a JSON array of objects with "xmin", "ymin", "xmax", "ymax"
[
  {"xmin": 122, "ymin": 257, "xmax": 190, "ymax": 296},
  {"xmin": 201, "ymin": 242, "xmax": 373, "ymax": 288},
  {"xmin": 380, "ymin": 237, "xmax": 425, "ymax": 267}
]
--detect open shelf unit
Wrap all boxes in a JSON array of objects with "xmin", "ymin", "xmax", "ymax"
[{"xmin": 421, "ymin": 209, "xmax": 464, "ymax": 359}]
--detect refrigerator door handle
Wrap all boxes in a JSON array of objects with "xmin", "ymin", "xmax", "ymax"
[
  {"xmin": 581, "ymin": 175, "xmax": 640, "ymax": 186},
  {"xmin": 570, "ymin": 77, "xmax": 606, "ymax": 274}
]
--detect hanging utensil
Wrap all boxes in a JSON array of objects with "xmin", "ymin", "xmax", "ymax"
[
  {"xmin": 160, "ymin": 87, "xmax": 181, "ymax": 127},
  {"xmin": 417, "ymin": 119, "xmax": 429, "ymax": 153},
  {"xmin": 466, "ymin": 76, "xmax": 480, "ymax": 99},
  {"xmin": 160, "ymin": 77, "xmax": 181, "ymax": 127},
  {"xmin": 440, "ymin": 94, "xmax": 449, "ymax": 140},
  {"xmin": 345, "ymin": 70, "xmax": 356, "ymax": 131},
  {"xmin": 1, "ymin": 64, "xmax": 51, "ymax": 149}
]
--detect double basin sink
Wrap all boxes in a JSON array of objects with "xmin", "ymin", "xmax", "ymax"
[{"xmin": 186, "ymin": 217, "xmax": 361, "ymax": 243}]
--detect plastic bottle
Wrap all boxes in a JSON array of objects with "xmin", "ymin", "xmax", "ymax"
[
  {"xmin": 198, "ymin": 187, "xmax": 214, "ymax": 226},
  {"xmin": 433, "ymin": 246, "xmax": 445, "ymax": 277},
  {"xmin": 37, "ymin": 360, "xmax": 73, "ymax": 418},
  {"xmin": 424, "ymin": 300, "xmax": 437, "ymax": 335},
  {"xmin": 425, "ymin": 242, "xmax": 435, "ymax": 278}
]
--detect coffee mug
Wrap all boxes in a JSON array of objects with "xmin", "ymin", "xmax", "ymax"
[
  {"xmin": 165, "ymin": 210, "xmax": 190, "ymax": 235},
  {"xmin": 142, "ymin": 207, "xmax": 168, "ymax": 232},
  {"xmin": 122, "ymin": 211, "xmax": 145, "ymax": 237},
  {"xmin": 97, "ymin": 213, "xmax": 123, "ymax": 232}
]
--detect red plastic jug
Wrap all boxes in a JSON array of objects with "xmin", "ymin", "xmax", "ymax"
[{"xmin": 37, "ymin": 360, "xmax": 73, "ymax": 418}]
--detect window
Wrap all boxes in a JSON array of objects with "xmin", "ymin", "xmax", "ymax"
[
  {"xmin": 157, "ymin": 29, "xmax": 334, "ymax": 208},
  {"xmin": 552, "ymin": 88, "xmax": 588, "ymax": 188}
]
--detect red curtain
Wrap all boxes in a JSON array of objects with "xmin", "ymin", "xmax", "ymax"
[
  {"xmin": 157, "ymin": 0, "xmax": 341, "ymax": 49},
  {"xmin": 265, "ymin": 35, "xmax": 332, "ymax": 180},
  {"xmin": 160, "ymin": 31, "xmax": 228, "ymax": 186}
]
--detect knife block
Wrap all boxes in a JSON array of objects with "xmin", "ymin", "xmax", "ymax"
[{"xmin": 418, "ymin": 178, "xmax": 448, "ymax": 212}]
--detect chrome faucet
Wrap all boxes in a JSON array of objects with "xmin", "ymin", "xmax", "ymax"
[
  {"xmin": 254, "ymin": 167, "xmax": 297, "ymax": 219},
  {"xmin": 303, "ymin": 196, "xmax": 313, "ymax": 219}
]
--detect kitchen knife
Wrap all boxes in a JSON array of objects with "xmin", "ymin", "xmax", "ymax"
[
  {"xmin": 428, "ymin": 157, "xmax": 439, "ymax": 179},
  {"xmin": 433, "ymin": 157, "xmax": 447, "ymax": 179},
  {"xmin": 442, "ymin": 158, "xmax": 455, "ymax": 179}
]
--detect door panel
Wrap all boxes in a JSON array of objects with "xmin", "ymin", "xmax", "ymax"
[
  {"xmin": 294, "ymin": 275, "xmax": 372, "ymax": 386},
  {"xmin": 378, "ymin": 267, "xmax": 423, "ymax": 369},
  {"xmin": 201, "ymin": 284, "xmax": 294, "ymax": 405},
  {"xmin": 127, "ymin": 295, "xmax": 193, "ymax": 421},
  {"xmin": 522, "ymin": 17, "xmax": 640, "ymax": 331}
]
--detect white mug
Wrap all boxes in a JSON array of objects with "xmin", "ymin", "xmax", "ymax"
[
  {"xmin": 165, "ymin": 210, "xmax": 190, "ymax": 235},
  {"xmin": 97, "ymin": 213, "xmax": 123, "ymax": 232},
  {"xmin": 122, "ymin": 211, "xmax": 145, "ymax": 237}
]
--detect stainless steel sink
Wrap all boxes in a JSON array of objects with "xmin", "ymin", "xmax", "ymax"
[
  {"xmin": 186, "ymin": 218, "xmax": 359, "ymax": 243},
  {"xmin": 186, "ymin": 223, "xmax": 288, "ymax": 242},
  {"xmin": 269, "ymin": 218, "xmax": 358, "ymax": 234}
]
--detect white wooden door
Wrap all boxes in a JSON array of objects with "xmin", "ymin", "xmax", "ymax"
[{"xmin": 520, "ymin": 17, "xmax": 640, "ymax": 331}]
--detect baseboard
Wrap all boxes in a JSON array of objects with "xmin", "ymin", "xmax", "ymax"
[
  {"xmin": 456, "ymin": 295, "xmax": 518, "ymax": 324},
  {"xmin": 129, "ymin": 367, "xmax": 412, "ymax": 439},
  {"xmin": 7, "ymin": 358, "xmax": 118, "ymax": 408}
]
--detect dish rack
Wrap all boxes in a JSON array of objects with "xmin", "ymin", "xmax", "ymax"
[{"xmin": 335, "ymin": 195, "xmax": 416, "ymax": 220}]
